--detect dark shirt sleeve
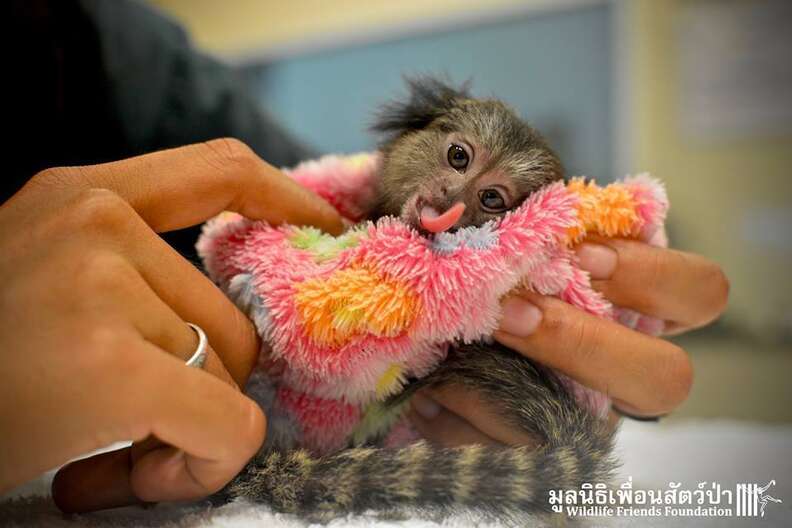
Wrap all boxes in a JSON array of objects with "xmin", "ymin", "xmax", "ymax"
[
  {"xmin": 78, "ymin": 0, "xmax": 316, "ymax": 166},
  {"xmin": 8, "ymin": 0, "xmax": 315, "ymax": 258},
  {"xmin": 76, "ymin": 0, "xmax": 317, "ymax": 258}
]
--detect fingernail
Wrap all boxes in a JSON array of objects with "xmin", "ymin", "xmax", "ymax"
[
  {"xmin": 499, "ymin": 297, "xmax": 542, "ymax": 337},
  {"xmin": 576, "ymin": 243, "xmax": 618, "ymax": 280},
  {"xmin": 411, "ymin": 392, "xmax": 441, "ymax": 420}
]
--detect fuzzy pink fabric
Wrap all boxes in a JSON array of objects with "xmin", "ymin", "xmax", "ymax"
[{"xmin": 197, "ymin": 154, "xmax": 668, "ymax": 455}]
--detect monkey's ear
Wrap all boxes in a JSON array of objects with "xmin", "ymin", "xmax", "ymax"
[{"xmin": 371, "ymin": 76, "xmax": 471, "ymax": 138}]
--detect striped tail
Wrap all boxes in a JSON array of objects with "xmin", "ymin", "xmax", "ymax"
[{"xmin": 225, "ymin": 342, "xmax": 617, "ymax": 521}]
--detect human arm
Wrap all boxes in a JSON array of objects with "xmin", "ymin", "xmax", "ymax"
[{"xmin": 0, "ymin": 139, "xmax": 342, "ymax": 509}]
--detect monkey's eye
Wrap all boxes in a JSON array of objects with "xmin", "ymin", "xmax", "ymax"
[
  {"xmin": 447, "ymin": 144, "xmax": 469, "ymax": 172},
  {"xmin": 478, "ymin": 188, "xmax": 507, "ymax": 212}
]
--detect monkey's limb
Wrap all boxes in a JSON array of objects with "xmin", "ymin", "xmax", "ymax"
[{"xmin": 222, "ymin": 343, "xmax": 617, "ymax": 521}]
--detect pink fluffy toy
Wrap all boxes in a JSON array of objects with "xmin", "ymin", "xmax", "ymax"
[{"xmin": 197, "ymin": 152, "xmax": 668, "ymax": 456}]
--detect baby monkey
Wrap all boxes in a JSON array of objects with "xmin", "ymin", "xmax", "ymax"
[
  {"xmin": 225, "ymin": 77, "xmax": 615, "ymax": 522},
  {"xmin": 370, "ymin": 77, "xmax": 563, "ymax": 233}
]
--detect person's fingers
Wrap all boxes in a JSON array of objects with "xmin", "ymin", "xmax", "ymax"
[
  {"xmin": 49, "ymin": 283, "xmax": 236, "ymax": 513},
  {"xmin": 52, "ymin": 449, "xmax": 137, "ymax": 513},
  {"xmin": 408, "ymin": 392, "xmax": 500, "ymax": 447},
  {"xmin": 29, "ymin": 138, "xmax": 344, "ymax": 235},
  {"xmin": 409, "ymin": 389, "xmax": 623, "ymax": 449},
  {"xmin": 52, "ymin": 343, "xmax": 236, "ymax": 511},
  {"xmin": 104, "ymin": 259, "xmax": 237, "ymax": 388},
  {"xmin": 120, "ymin": 211, "xmax": 260, "ymax": 386},
  {"xmin": 58, "ymin": 192, "xmax": 260, "ymax": 386},
  {"xmin": 129, "ymin": 364, "xmax": 264, "ymax": 504},
  {"xmin": 495, "ymin": 291, "xmax": 693, "ymax": 416},
  {"xmin": 414, "ymin": 387, "xmax": 541, "ymax": 447},
  {"xmin": 54, "ymin": 445, "xmax": 209, "ymax": 512},
  {"xmin": 53, "ymin": 340, "xmax": 266, "ymax": 513},
  {"xmin": 130, "ymin": 446, "xmax": 214, "ymax": 503},
  {"xmin": 576, "ymin": 238, "xmax": 729, "ymax": 332},
  {"xmin": 129, "ymin": 347, "xmax": 265, "ymax": 502}
]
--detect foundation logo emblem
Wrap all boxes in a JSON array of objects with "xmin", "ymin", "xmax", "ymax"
[{"xmin": 736, "ymin": 480, "xmax": 783, "ymax": 517}]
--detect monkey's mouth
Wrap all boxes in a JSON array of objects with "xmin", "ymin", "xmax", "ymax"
[{"xmin": 414, "ymin": 199, "xmax": 467, "ymax": 234}]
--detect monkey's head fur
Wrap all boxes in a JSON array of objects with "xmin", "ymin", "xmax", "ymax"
[{"xmin": 371, "ymin": 76, "xmax": 563, "ymax": 233}]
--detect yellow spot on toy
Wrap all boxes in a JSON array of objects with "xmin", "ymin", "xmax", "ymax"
[{"xmin": 375, "ymin": 364, "xmax": 406, "ymax": 400}]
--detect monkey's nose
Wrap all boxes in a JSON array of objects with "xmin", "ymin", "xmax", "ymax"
[{"xmin": 419, "ymin": 202, "xmax": 466, "ymax": 233}]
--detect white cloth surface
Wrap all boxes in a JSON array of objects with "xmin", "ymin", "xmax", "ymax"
[{"xmin": 2, "ymin": 419, "xmax": 791, "ymax": 527}]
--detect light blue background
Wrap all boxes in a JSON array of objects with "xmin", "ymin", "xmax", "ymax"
[{"xmin": 244, "ymin": 4, "xmax": 613, "ymax": 180}]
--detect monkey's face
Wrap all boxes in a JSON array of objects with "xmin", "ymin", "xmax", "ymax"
[{"xmin": 375, "ymin": 98, "xmax": 563, "ymax": 234}]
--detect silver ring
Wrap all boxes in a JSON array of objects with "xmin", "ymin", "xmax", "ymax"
[{"xmin": 185, "ymin": 323, "xmax": 208, "ymax": 369}]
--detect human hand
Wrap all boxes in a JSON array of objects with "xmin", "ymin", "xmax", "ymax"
[
  {"xmin": 408, "ymin": 238, "xmax": 729, "ymax": 446},
  {"xmin": 0, "ymin": 139, "xmax": 343, "ymax": 510}
]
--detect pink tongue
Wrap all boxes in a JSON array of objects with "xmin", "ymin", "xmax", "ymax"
[{"xmin": 420, "ymin": 202, "xmax": 466, "ymax": 233}]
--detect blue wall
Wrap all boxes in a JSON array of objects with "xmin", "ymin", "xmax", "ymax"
[{"xmin": 244, "ymin": 4, "xmax": 613, "ymax": 180}]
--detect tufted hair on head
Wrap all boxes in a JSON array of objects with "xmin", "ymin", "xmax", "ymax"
[{"xmin": 371, "ymin": 75, "xmax": 471, "ymax": 140}]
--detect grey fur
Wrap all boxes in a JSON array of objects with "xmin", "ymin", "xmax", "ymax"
[
  {"xmin": 227, "ymin": 274, "xmax": 257, "ymax": 316},
  {"xmin": 227, "ymin": 273, "xmax": 272, "ymax": 337},
  {"xmin": 245, "ymin": 372, "xmax": 301, "ymax": 452}
]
